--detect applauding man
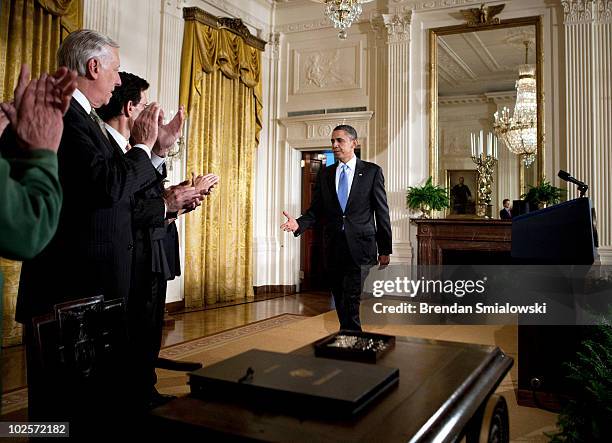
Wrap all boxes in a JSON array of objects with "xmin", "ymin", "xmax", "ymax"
[
  {"xmin": 16, "ymin": 29, "xmax": 164, "ymax": 425},
  {"xmin": 0, "ymin": 66, "xmax": 77, "ymax": 349},
  {"xmin": 97, "ymin": 71, "xmax": 217, "ymax": 408}
]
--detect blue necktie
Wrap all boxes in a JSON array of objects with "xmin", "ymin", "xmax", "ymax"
[{"xmin": 338, "ymin": 164, "xmax": 349, "ymax": 213}]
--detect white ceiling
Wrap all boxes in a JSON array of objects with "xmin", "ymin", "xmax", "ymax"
[{"xmin": 437, "ymin": 25, "xmax": 536, "ymax": 96}]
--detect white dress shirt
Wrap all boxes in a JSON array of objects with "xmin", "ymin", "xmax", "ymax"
[
  {"xmin": 104, "ymin": 123, "xmax": 129, "ymax": 154},
  {"xmin": 103, "ymin": 123, "xmax": 166, "ymax": 170},
  {"xmin": 335, "ymin": 154, "xmax": 357, "ymax": 195}
]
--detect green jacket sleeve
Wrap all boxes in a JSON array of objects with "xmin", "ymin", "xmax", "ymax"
[{"xmin": 0, "ymin": 149, "xmax": 63, "ymax": 260}]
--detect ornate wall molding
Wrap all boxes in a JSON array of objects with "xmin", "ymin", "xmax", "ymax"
[
  {"xmin": 184, "ymin": 7, "xmax": 267, "ymax": 50},
  {"xmin": 562, "ymin": 0, "xmax": 594, "ymax": 24},
  {"xmin": 265, "ymin": 32, "xmax": 280, "ymax": 60},
  {"xmin": 370, "ymin": 11, "xmax": 412, "ymax": 43},
  {"xmin": 292, "ymin": 44, "xmax": 361, "ymax": 94},
  {"xmin": 164, "ymin": 0, "xmax": 188, "ymax": 18},
  {"xmin": 277, "ymin": 15, "xmax": 373, "ymax": 34},
  {"xmin": 595, "ymin": 0, "xmax": 612, "ymax": 22},
  {"xmin": 560, "ymin": 0, "xmax": 612, "ymax": 24},
  {"xmin": 279, "ymin": 111, "xmax": 374, "ymax": 148},
  {"xmin": 196, "ymin": 0, "xmax": 270, "ymax": 33},
  {"xmin": 276, "ymin": 17, "xmax": 333, "ymax": 34},
  {"xmin": 397, "ymin": 0, "xmax": 477, "ymax": 12},
  {"xmin": 385, "ymin": 12, "xmax": 412, "ymax": 43},
  {"xmin": 438, "ymin": 92, "xmax": 515, "ymax": 105},
  {"xmin": 303, "ymin": 49, "xmax": 344, "ymax": 89}
]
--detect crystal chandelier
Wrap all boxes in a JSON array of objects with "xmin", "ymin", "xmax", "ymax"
[
  {"xmin": 493, "ymin": 41, "xmax": 537, "ymax": 166},
  {"xmin": 313, "ymin": 0, "xmax": 373, "ymax": 40}
]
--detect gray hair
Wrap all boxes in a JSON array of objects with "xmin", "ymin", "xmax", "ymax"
[
  {"xmin": 57, "ymin": 29, "xmax": 119, "ymax": 76},
  {"xmin": 333, "ymin": 124, "xmax": 358, "ymax": 140}
]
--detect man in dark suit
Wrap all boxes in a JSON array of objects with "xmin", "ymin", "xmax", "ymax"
[
  {"xmin": 0, "ymin": 66, "xmax": 77, "ymax": 399},
  {"xmin": 15, "ymin": 30, "xmax": 167, "ymax": 423},
  {"xmin": 281, "ymin": 125, "xmax": 392, "ymax": 331},
  {"xmin": 97, "ymin": 71, "xmax": 206, "ymax": 408},
  {"xmin": 500, "ymin": 198, "xmax": 513, "ymax": 219},
  {"xmin": 99, "ymin": 72, "xmax": 220, "ymax": 407}
]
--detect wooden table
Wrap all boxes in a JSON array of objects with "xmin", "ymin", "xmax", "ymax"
[{"xmin": 151, "ymin": 336, "xmax": 513, "ymax": 442}]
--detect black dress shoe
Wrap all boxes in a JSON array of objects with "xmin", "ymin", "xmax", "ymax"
[
  {"xmin": 155, "ymin": 357, "xmax": 203, "ymax": 372},
  {"xmin": 149, "ymin": 388, "xmax": 177, "ymax": 409}
]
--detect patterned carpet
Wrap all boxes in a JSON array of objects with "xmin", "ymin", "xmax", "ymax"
[{"xmin": 1, "ymin": 313, "xmax": 307, "ymax": 415}]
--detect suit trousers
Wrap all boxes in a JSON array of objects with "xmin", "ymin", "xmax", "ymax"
[
  {"xmin": 327, "ymin": 233, "xmax": 367, "ymax": 331},
  {"xmin": 151, "ymin": 278, "xmax": 168, "ymax": 386},
  {"xmin": 127, "ymin": 270, "xmax": 167, "ymax": 405}
]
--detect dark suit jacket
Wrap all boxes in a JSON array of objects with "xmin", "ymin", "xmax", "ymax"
[
  {"xmin": 160, "ymin": 163, "xmax": 181, "ymax": 280},
  {"xmin": 16, "ymin": 98, "xmax": 158, "ymax": 323},
  {"xmin": 295, "ymin": 158, "xmax": 392, "ymax": 267},
  {"xmin": 105, "ymin": 134, "xmax": 173, "ymax": 285},
  {"xmin": 500, "ymin": 208, "xmax": 512, "ymax": 219}
]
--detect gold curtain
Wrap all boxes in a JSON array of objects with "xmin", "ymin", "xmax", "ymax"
[
  {"xmin": 0, "ymin": 0, "xmax": 82, "ymax": 346},
  {"xmin": 179, "ymin": 15, "xmax": 263, "ymax": 308}
]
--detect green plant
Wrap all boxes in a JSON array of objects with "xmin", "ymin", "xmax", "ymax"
[
  {"xmin": 521, "ymin": 178, "xmax": 566, "ymax": 207},
  {"xmin": 406, "ymin": 177, "xmax": 450, "ymax": 217},
  {"xmin": 548, "ymin": 325, "xmax": 612, "ymax": 442}
]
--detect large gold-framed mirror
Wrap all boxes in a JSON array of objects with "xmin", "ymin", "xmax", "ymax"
[{"xmin": 429, "ymin": 15, "xmax": 543, "ymax": 218}]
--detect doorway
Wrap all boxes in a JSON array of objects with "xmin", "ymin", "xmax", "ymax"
[{"xmin": 299, "ymin": 149, "xmax": 360, "ymax": 291}]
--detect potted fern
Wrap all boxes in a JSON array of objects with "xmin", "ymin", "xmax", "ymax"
[
  {"xmin": 548, "ymin": 325, "xmax": 612, "ymax": 442},
  {"xmin": 406, "ymin": 177, "xmax": 450, "ymax": 218},
  {"xmin": 521, "ymin": 179, "xmax": 566, "ymax": 209}
]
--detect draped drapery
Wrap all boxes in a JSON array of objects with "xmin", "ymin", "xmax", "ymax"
[
  {"xmin": 0, "ymin": 0, "xmax": 82, "ymax": 346},
  {"xmin": 179, "ymin": 8, "xmax": 264, "ymax": 308}
]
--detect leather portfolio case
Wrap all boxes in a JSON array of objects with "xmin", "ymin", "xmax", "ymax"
[{"xmin": 189, "ymin": 349, "xmax": 399, "ymax": 418}]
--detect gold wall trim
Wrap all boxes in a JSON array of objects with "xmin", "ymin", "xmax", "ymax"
[
  {"xmin": 183, "ymin": 7, "xmax": 266, "ymax": 51},
  {"xmin": 429, "ymin": 15, "xmax": 544, "ymax": 189}
]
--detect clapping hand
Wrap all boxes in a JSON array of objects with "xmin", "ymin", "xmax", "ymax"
[
  {"xmin": 163, "ymin": 183, "xmax": 202, "ymax": 213},
  {"xmin": 153, "ymin": 105, "xmax": 185, "ymax": 158},
  {"xmin": 192, "ymin": 172, "xmax": 219, "ymax": 195},
  {"xmin": 51, "ymin": 66, "xmax": 78, "ymax": 115},
  {"xmin": 131, "ymin": 103, "xmax": 161, "ymax": 148},
  {"xmin": 0, "ymin": 64, "xmax": 78, "ymax": 152},
  {"xmin": 0, "ymin": 107, "xmax": 8, "ymax": 136}
]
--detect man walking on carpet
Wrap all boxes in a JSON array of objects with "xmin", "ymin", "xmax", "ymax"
[{"xmin": 281, "ymin": 124, "xmax": 392, "ymax": 331}]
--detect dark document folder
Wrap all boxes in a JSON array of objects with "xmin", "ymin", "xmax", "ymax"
[{"xmin": 189, "ymin": 349, "xmax": 399, "ymax": 418}]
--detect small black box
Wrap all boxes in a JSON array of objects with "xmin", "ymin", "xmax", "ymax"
[{"xmin": 313, "ymin": 330, "xmax": 396, "ymax": 363}]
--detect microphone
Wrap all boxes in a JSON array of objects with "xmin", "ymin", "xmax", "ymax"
[{"xmin": 558, "ymin": 170, "xmax": 589, "ymax": 197}]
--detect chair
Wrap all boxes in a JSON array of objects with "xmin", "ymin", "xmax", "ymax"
[{"xmin": 30, "ymin": 296, "xmax": 132, "ymax": 427}]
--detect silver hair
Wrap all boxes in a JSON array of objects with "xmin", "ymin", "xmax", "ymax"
[{"xmin": 57, "ymin": 29, "xmax": 119, "ymax": 76}]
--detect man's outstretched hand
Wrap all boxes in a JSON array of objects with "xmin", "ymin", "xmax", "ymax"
[
  {"xmin": 378, "ymin": 255, "xmax": 390, "ymax": 269},
  {"xmin": 280, "ymin": 211, "xmax": 298, "ymax": 233}
]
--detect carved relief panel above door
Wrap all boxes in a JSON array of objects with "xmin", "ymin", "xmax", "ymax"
[
  {"xmin": 287, "ymin": 32, "xmax": 367, "ymax": 109},
  {"xmin": 292, "ymin": 41, "xmax": 363, "ymax": 95}
]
